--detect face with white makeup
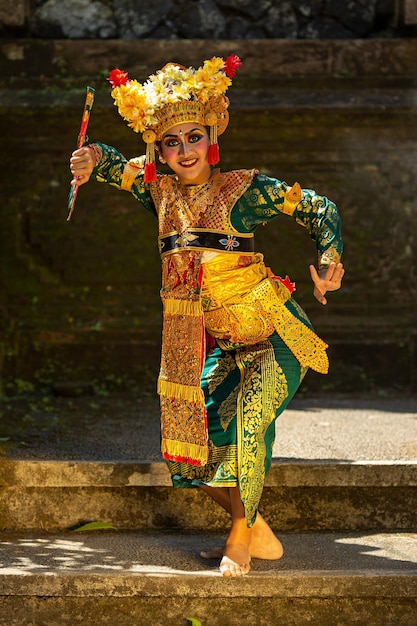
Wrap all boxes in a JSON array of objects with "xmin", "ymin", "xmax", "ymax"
[{"xmin": 159, "ymin": 122, "xmax": 212, "ymax": 186}]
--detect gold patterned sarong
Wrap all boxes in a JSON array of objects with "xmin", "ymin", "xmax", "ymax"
[{"xmin": 201, "ymin": 253, "xmax": 329, "ymax": 374}]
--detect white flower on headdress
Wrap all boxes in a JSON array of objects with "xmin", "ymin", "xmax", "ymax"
[{"xmin": 109, "ymin": 55, "xmax": 240, "ymax": 134}]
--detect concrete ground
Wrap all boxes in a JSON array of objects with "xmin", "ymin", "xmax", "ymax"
[
  {"xmin": 1, "ymin": 530, "xmax": 417, "ymax": 576},
  {"xmin": 1, "ymin": 390, "xmax": 416, "ymax": 626},
  {"xmin": 0, "ymin": 390, "xmax": 416, "ymax": 462}
]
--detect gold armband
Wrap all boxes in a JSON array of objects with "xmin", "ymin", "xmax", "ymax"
[{"xmin": 318, "ymin": 247, "xmax": 341, "ymax": 269}]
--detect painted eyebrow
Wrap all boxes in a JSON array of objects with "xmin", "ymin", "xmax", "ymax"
[{"xmin": 162, "ymin": 128, "xmax": 204, "ymax": 139}]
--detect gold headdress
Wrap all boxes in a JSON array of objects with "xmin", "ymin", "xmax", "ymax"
[{"xmin": 107, "ymin": 55, "xmax": 242, "ymax": 183}]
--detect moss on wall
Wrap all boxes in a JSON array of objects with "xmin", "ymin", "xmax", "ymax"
[{"xmin": 1, "ymin": 39, "xmax": 416, "ymax": 392}]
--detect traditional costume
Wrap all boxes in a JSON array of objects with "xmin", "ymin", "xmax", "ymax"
[{"xmin": 89, "ymin": 56, "xmax": 343, "ymax": 526}]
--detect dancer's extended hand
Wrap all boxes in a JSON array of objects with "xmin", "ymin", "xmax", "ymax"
[
  {"xmin": 70, "ymin": 146, "xmax": 95, "ymax": 186},
  {"xmin": 309, "ymin": 262, "xmax": 344, "ymax": 305}
]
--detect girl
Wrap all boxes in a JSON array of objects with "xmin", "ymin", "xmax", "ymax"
[{"xmin": 70, "ymin": 55, "xmax": 344, "ymax": 577}]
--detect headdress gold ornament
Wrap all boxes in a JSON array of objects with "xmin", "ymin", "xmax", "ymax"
[{"xmin": 107, "ymin": 55, "xmax": 242, "ymax": 183}]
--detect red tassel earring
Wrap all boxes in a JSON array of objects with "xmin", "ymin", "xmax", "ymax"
[
  {"xmin": 142, "ymin": 130, "xmax": 157, "ymax": 184},
  {"xmin": 206, "ymin": 113, "xmax": 220, "ymax": 166}
]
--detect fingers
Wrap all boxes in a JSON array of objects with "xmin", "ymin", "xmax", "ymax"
[
  {"xmin": 324, "ymin": 262, "xmax": 345, "ymax": 285},
  {"xmin": 314, "ymin": 287, "xmax": 327, "ymax": 306},
  {"xmin": 310, "ymin": 266, "xmax": 327, "ymax": 305},
  {"xmin": 70, "ymin": 174, "xmax": 89, "ymax": 187},
  {"xmin": 311, "ymin": 263, "xmax": 345, "ymax": 289},
  {"xmin": 334, "ymin": 262, "xmax": 345, "ymax": 284},
  {"xmin": 71, "ymin": 147, "xmax": 87, "ymax": 158},
  {"xmin": 309, "ymin": 264, "xmax": 320, "ymax": 284},
  {"xmin": 70, "ymin": 146, "xmax": 94, "ymax": 185},
  {"xmin": 310, "ymin": 262, "xmax": 345, "ymax": 305},
  {"xmin": 70, "ymin": 146, "xmax": 91, "ymax": 162}
]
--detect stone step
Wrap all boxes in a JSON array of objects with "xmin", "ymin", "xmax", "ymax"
[
  {"xmin": 0, "ymin": 530, "xmax": 416, "ymax": 625},
  {"xmin": 1, "ymin": 459, "xmax": 416, "ymax": 532}
]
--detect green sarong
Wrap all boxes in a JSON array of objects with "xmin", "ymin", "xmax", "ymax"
[{"xmin": 167, "ymin": 328, "xmax": 307, "ymax": 526}]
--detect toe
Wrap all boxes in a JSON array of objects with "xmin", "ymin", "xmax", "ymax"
[
  {"xmin": 200, "ymin": 547, "xmax": 224, "ymax": 560},
  {"xmin": 220, "ymin": 556, "xmax": 250, "ymax": 577}
]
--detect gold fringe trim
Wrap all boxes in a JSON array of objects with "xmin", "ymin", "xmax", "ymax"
[
  {"xmin": 262, "ymin": 283, "xmax": 329, "ymax": 374},
  {"xmin": 162, "ymin": 297, "xmax": 202, "ymax": 317},
  {"xmin": 162, "ymin": 437, "xmax": 209, "ymax": 465},
  {"xmin": 157, "ymin": 378, "xmax": 204, "ymax": 403}
]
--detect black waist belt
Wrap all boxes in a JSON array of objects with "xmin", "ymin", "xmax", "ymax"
[{"xmin": 159, "ymin": 230, "xmax": 255, "ymax": 256}]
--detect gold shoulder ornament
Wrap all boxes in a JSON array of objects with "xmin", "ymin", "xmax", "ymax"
[{"xmin": 282, "ymin": 182, "xmax": 302, "ymax": 216}]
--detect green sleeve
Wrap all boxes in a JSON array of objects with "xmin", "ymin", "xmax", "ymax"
[
  {"xmin": 90, "ymin": 142, "xmax": 157, "ymax": 217},
  {"xmin": 231, "ymin": 172, "xmax": 343, "ymax": 269}
]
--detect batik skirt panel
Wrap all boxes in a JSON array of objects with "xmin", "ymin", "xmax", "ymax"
[{"xmin": 168, "ymin": 331, "xmax": 307, "ymax": 525}]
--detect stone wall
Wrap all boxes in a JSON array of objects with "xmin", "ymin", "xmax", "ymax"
[
  {"xmin": 1, "ymin": 0, "xmax": 416, "ymax": 40},
  {"xmin": 1, "ymin": 38, "xmax": 417, "ymax": 394}
]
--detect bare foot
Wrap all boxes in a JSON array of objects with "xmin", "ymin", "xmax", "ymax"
[
  {"xmin": 200, "ymin": 515, "xmax": 283, "ymax": 561},
  {"xmin": 249, "ymin": 515, "xmax": 284, "ymax": 560},
  {"xmin": 220, "ymin": 543, "xmax": 251, "ymax": 577}
]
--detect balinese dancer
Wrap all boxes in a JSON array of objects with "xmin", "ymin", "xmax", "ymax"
[{"xmin": 70, "ymin": 55, "xmax": 344, "ymax": 577}]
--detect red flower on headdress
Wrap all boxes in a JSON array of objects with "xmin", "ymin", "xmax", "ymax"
[
  {"xmin": 107, "ymin": 68, "xmax": 129, "ymax": 88},
  {"xmin": 224, "ymin": 54, "xmax": 242, "ymax": 78}
]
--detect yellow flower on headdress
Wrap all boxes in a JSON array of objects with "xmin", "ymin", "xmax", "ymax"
[
  {"xmin": 191, "ymin": 57, "xmax": 231, "ymax": 102},
  {"xmin": 108, "ymin": 55, "xmax": 240, "ymax": 134},
  {"xmin": 111, "ymin": 81, "xmax": 151, "ymax": 133},
  {"xmin": 194, "ymin": 57, "xmax": 224, "ymax": 83}
]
